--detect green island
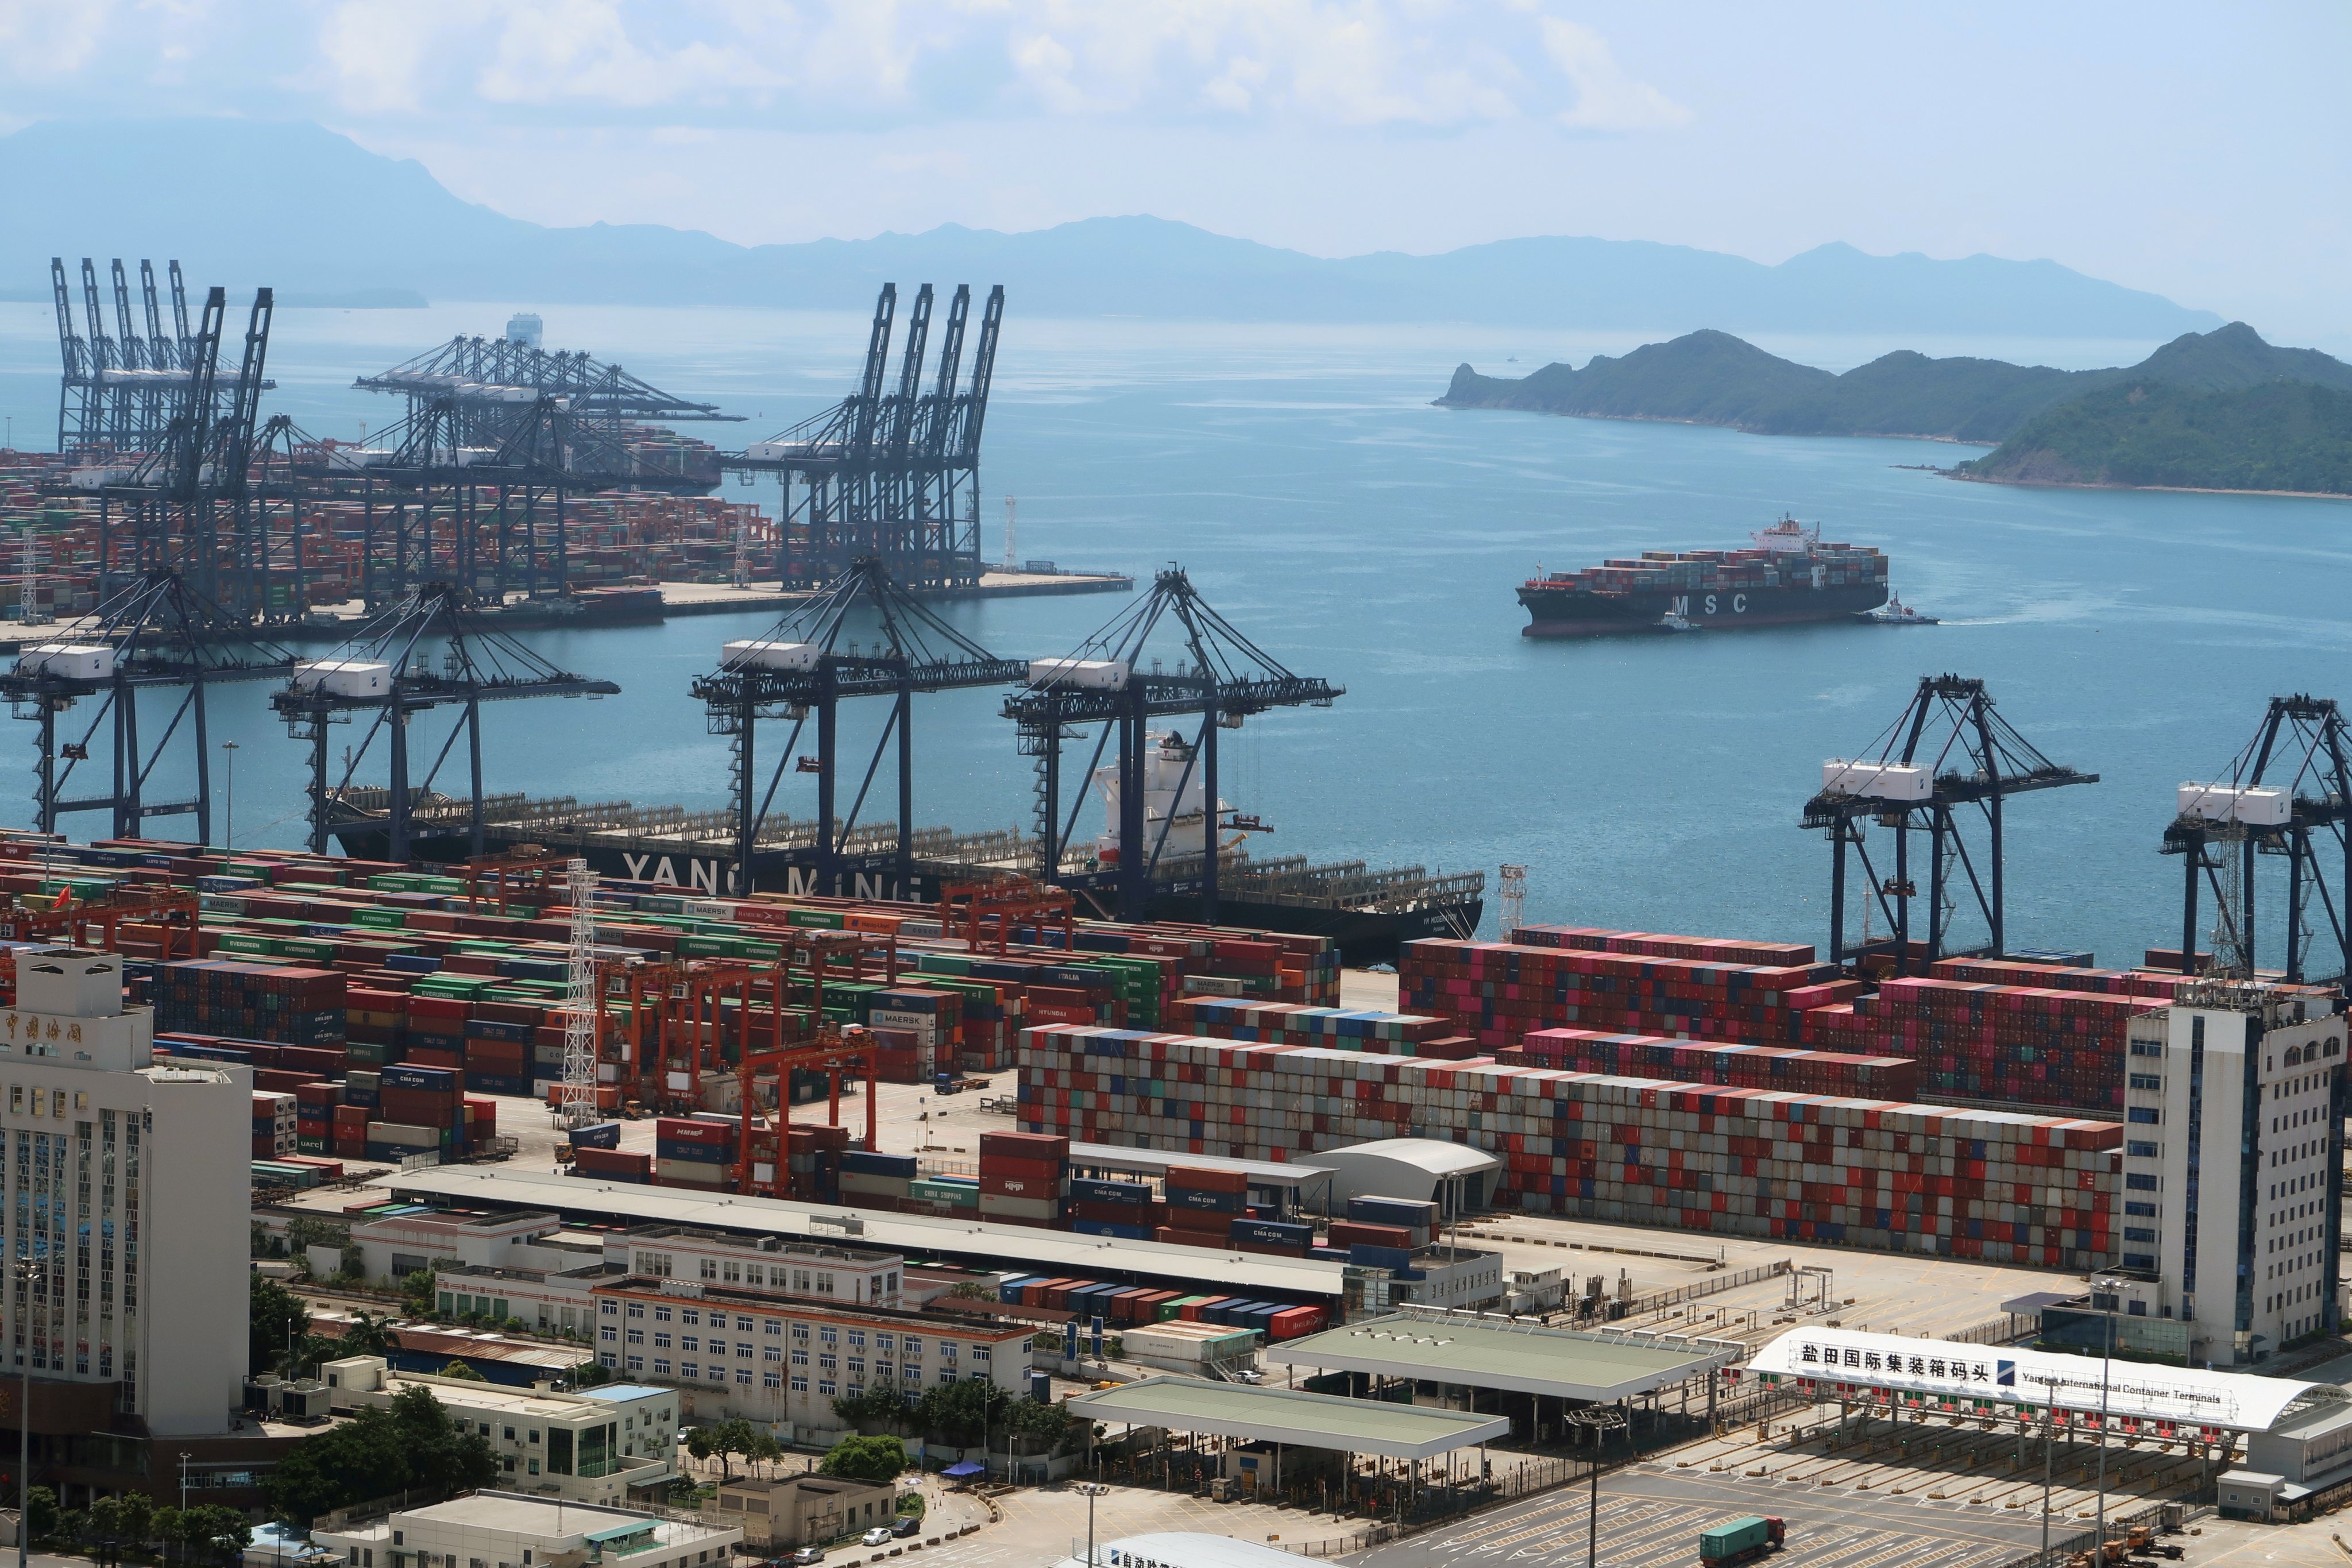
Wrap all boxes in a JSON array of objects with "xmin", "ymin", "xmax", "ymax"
[{"xmin": 1438, "ymin": 322, "xmax": 2352, "ymax": 496}]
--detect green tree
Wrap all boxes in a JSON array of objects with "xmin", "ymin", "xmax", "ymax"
[
  {"xmin": 85, "ymin": 1495, "xmax": 125, "ymax": 1546},
  {"xmin": 831, "ymin": 1387, "xmax": 910, "ymax": 1433},
  {"xmin": 945, "ymin": 1281, "xmax": 992, "ymax": 1300},
  {"xmin": 818, "ymin": 1434, "xmax": 910, "ymax": 1484},
  {"xmin": 391, "ymin": 1384, "xmax": 498, "ymax": 1498},
  {"xmin": 438, "ymin": 1359, "xmax": 489, "ymax": 1382},
  {"xmin": 21, "ymin": 1485, "xmax": 57, "ymax": 1542},
  {"xmin": 250, "ymin": 1274, "xmax": 311, "ymax": 1376},
  {"xmin": 339, "ymin": 1310, "xmax": 397, "ymax": 1360},
  {"xmin": 181, "ymin": 1505, "xmax": 249, "ymax": 1565},
  {"xmin": 400, "ymin": 1267, "xmax": 438, "ymax": 1319},
  {"xmin": 684, "ymin": 1417, "xmax": 764, "ymax": 1482},
  {"xmin": 913, "ymin": 1379, "xmax": 1005, "ymax": 1449},
  {"xmin": 115, "ymin": 1490, "xmax": 155, "ymax": 1551},
  {"xmin": 739, "ymin": 1424, "xmax": 783, "ymax": 1475},
  {"xmin": 149, "ymin": 1505, "xmax": 182, "ymax": 1559}
]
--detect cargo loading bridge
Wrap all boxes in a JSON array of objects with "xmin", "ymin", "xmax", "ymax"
[
  {"xmin": 356, "ymin": 333, "xmax": 739, "ymax": 493},
  {"xmin": 1805, "ymin": 674, "xmax": 2096, "ymax": 974},
  {"xmin": 272, "ymin": 583, "xmax": 620, "ymax": 861},
  {"xmin": 2164, "ymin": 694, "xmax": 2352, "ymax": 983},
  {"xmin": 723, "ymin": 284, "xmax": 1002, "ymax": 590},
  {"xmin": 49, "ymin": 256, "xmax": 271, "ymax": 458},
  {"xmin": 1007, "ymin": 566, "xmax": 1343, "ymax": 924},
  {"xmin": 692, "ymin": 557, "xmax": 1028, "ymax": 897}
]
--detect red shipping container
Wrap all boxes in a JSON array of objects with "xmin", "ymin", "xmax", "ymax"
[
  {"xmin": 981, "ymin": 1172, "xmax": 1067, "ymax": 1199},
  {"xmin": 655, "ymin": 1117, "xmax": 734, "ymax": 1146},
  {"xmin": 979, "ymin": 1130, "xmax": 1070, "ymax": 1160},
  {"xmin": 1165, "ymin": 1165, "xmax": 1248, "ymax": 1195},
  {"xmin": 978, "ymin": 1154, "xmax": 1065, "ymax": 1183}
]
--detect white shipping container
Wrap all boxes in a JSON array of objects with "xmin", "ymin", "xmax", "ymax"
[
  {"xmin": 2177, "ymin": 782, "xmax": 2291, "ymax": 827},
  {"xmin": 1027, "ymin": 657, "xmax": 1129, "ymax": 692},
  {"xmin": 291, "ymin": 659, "xmax": 392, "ymax": 697},
  {"xmin": 17, "ymin": 644, "xmax": 116, "ymax": 681},
  {"xmin": 370, "ymin": 1122, "xmax": 441, "ymax": 1148},
  {"xmin": 722, "ymin": 639, "xmax": 820, "ymax": 671}
]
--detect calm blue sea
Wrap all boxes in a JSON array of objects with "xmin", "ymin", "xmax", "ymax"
[{"xmin": 0, "ymin": 300, "xmax": 2343, "ymax": 967}]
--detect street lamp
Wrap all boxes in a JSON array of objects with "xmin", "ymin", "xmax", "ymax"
[
  {"xmin": 1075, "ymin": 1482, "xmax": 1108, "ymax": 1568},
  {"xmin": 14, "ymin": 1254, "xmax": 38, "ymax": 1568},
  {"xmin": 219, "ymin": 741, "xmax": 240, "ymax": 849}
]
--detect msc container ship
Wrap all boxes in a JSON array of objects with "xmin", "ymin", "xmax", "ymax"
[{"xmin": 1518, "ymin": 516, "xmax": 1887, "ymax": 637}]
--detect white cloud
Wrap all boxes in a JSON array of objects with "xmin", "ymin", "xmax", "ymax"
[
  {"xmin": 0, "ymin": 0, "xmax": 123, "ymax": 79},
  {"xmin": 1540, "ymin": 17, "xmax": 1689, "ymax": 132}
]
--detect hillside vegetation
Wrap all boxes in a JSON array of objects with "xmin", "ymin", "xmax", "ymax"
[
  {"xmin": 1957, "ymin": 381, "xmax": 2352, "ymax": 495},
  {"xmin": 1439, "ymin": 322, "xmax": 2352, "ymax": 447}
]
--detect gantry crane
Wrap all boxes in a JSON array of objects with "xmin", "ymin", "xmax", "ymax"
[
  {"xmin": 269, "ymin": 583, "xmax": 620, "ymax": 861},
  {"xmin": 723, "ymin": 283, "xmax": 1003, "ymax": 588},
  {"xmin": 2163, "ymin": 695, "xmax": 2352, "ymax": 982},
  {"xmin": 1802, "ymin": 674, "xmax": 2097, "ymax": 973},
  {"xmin": 1005, "ymin": 566, "xmax": 1342, "ymax": 923},
  {"xmin": 690, "ymin": 557, "xmax": 1028, "ymax": 898},
  {"xmin": 2, "ymin": 571, "xmax": 295, "ymax": 840}
]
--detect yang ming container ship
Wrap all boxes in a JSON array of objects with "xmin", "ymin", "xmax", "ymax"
[{"xmin": 1518, "ymin": 516, "xmax": 1887, "ymax": 638}]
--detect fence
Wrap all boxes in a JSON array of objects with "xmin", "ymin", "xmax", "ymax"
[
  {"xmin": 1273, "ymin": 1524, "xmax": 1394, "ymax": 1557},
  {"xmin": 1626, "ymin": 1260, "xmax": 1793, "ymax": 1319},
  {"xmin": 1984, "ymin": 1499, "xmax": 2204, "ymax": 1568},
  {"xmin": 1947, "ymin": 1313, "xmax": 2041, "ymax": 1347}
]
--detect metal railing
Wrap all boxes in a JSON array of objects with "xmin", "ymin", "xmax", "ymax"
[
  {"xmin": 1947, "ymin": 1312, "xmax": 2041, "ymax": 1347},
  {"xmin": 1984, "ymin": 1499, "xmax": 2206, "ymax": 1568},
  {"xmin": 1625, "ymin": 1259, "xmax": 1792, "ymax": 1318}
]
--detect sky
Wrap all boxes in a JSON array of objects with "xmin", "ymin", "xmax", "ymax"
[{"xmin": 1, "ymin": 1, "xmax": 2346, "ymax": 339}]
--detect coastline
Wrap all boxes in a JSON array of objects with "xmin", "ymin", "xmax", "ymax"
[
  {"xmin": 1432, "ymin": 400, "xmax": 2000, "ymax": 446},
  {"xmin": 1941, "ymin": 469, "xmax": 2352, "ymax": 501}
]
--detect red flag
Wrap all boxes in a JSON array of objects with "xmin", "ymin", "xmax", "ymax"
[{"xmin": 48, "ymin": 887, "xmax": 69, "ymax": 912}]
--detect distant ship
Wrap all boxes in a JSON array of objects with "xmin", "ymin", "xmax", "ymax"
[{"xmin": 1517, "ymin": 516, "xmax": 1889, "ymax": 638}]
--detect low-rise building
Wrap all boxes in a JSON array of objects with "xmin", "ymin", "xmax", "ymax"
[
  {"xmin": 315, "ymin": 1491, "xmax": 738, "ymax": 1568},
  {"xmin": 590, "ymin": 1276, "xmax": 1032, "ymax": 1442},
  {"xmin": 708, "ymin": 1474, "xmax": 897, "ymax": 1550},
  {"xmin": 350, "ymin": 1210, "xmax": 568, "ymax": 1280},
  {"xmin": 320, "ymin": 1358, "xmax": 678, "ymax": 1504}
]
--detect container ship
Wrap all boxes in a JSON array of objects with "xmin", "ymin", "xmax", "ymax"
[
  {"xmin": 327, "ymin": 776, "xmax": 1482, "ymax": 963},
  {"xmin": 1517, "ymin": 516, "xmax": 1887, "ymax": 637}
]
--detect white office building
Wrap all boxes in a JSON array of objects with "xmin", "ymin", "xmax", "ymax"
[
  {"xmin": 0, "ymin": 948, "xmax": 246, "ymax": 1435},
  {"xmin": 2112, "ymin": 984, "xmax": 2344, "ymax": 1366}
]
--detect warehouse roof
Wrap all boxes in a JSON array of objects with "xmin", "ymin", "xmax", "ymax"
[
  {"xmin": 1748, "ymin": 1328, "xmax": 2345, "ymax": 1435},
  {"xmin": 382, "ymin": 1167, "xmax": 1349, "ymax": 1300},
  {"xmin": 1065, "ymin": 1144, "xmax": 1337, "ymax": 1191},
  {"xmin": 1067, "ymin": 1377, "xmax": 1508, "ymax": 1459},
  {"xmin": 1319, "ymin": 1138, "xmax": 1502, "ymax": 1178},
  {"xmin": 1265, "ymin": 1310, "xmax": 1738, "ymax": 1400}
]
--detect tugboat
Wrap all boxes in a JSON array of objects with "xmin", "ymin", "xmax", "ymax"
[{"xmin": 1859, "ymin": 592, "xmax": 1938, "ymax": 626}]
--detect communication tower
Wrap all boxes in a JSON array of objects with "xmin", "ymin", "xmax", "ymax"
[
  {"xmin": 559, "ymin": 857, "xmax": 600, "ymax": 1127},
  {"xmin": 1497, "ymin": 864, "xmax": 1527, "ymax": 937}
]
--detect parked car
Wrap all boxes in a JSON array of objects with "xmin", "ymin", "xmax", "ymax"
[
  {"xmin": 1232, "ymin": 1369, "xmax": 1264, "ymax": 1384},
  {"xmin": 790, "ymin": 1548, "xmax": 825, "ymax": 1566},
  {"xmin": 891, "ymin": 1518, "xmax": 921, "ymax": 1539},
  {"xmin": 860, "ymin": 1528, "xmax": 894, "ymax": 1547}
]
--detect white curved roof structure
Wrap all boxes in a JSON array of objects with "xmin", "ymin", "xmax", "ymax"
[{"xmin": 1313, "ymin": 1137, "xmax": 1504, "ymax": 1210}]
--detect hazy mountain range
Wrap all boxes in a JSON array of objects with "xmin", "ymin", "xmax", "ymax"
[{"xmin": 0, "ymin": 118, "xmax": 2226, "ymax": 337}]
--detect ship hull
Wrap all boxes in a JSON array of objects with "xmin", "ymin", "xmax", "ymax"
[
  {"xmin": 1518, "ymin": 580, "xmax": 1887, "ymax": 638},
  {"xmin": 329, "ymin": 818, "xmax": 1477, "ymax": 963}
]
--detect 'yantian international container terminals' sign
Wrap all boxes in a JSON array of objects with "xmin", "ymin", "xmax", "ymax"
[{"xmin": 1740, "ymin": 1327, "xmax": 2339, "ymax": 1435}]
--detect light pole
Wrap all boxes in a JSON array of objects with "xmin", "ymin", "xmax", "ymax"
[
  {"xmin": 220, "ymin": 741, "xmax": 240, "ymax": 849},
  {"xmin": 14, "ymin": 1255, "xmax": 34, "ymax": 1568},
  {"xmin": 1076, "ymin": 1481, "xmax": 1107, "ymax": 1567}
]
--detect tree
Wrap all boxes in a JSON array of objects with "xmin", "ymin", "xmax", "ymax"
[
  {"xmin": 339, "ymin": 1310, "xmax": 397, "ymax": 1360},
  {"xmin": 250, "ymin": 1274, "xmax": 311, "ymax": 1376},
  {"xmin": 400, "ymin": 1267, "xmax": 438, "ymax": 1319},
  {"xmin": 438, "ymin": 1360, "xmax": 489, "ymax": 1382},
  {"xmin": 149, "ymin": 1507, "xmax": 182, "ymax": 1559},
  {"xmin": 115, "ymin": 1490, "xmax": 155, "ymax": 1552},
  {"xmin": 181, "ymin": 1505, "xmax": 249, "ymax": 1565},
  {"xmin": 913, "ymin": 1380, "xmax": 1004, "ymax": 1449},
  {"xmin": 739, "ymin": 1425, "xmax": 783, "ymax": 1476},
  {"xmin": 832, "ymin": 1387, "xmax": 910, "ymax": 1434},
  {"xmin": 392, "ymin": 1385, "xmax": 499, "ymax": 1498},
  {"xmin": 685, "ymin": 1417, "xmax": 764, "ymax": 1482},
  {"xmin": 819, "ymin": 1434, "xmax": 909, "ymax": 1484},
  {"xmin": 945, "ymin": 1282, "xmax": 993, "ymax": 1300},
  {"xmin": 21, "ymin": 1485, "xmax": 57, "ymax": 1542}
]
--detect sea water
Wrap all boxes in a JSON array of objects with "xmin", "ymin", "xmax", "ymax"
[{"xmin": 0, "ymin": 300, "xmax": 2343, "ymax": 968}]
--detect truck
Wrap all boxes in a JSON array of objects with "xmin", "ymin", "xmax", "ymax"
[{"xmin": 1700, "ymin": 1516, "xmax": 1786, "ymax": 1567}]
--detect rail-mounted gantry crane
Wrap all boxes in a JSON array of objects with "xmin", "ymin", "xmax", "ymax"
[
  {"xmin": 270, "ymin": 583, "xmax": 620, "ymax": 862},
  {"xmin": 691, "ymin": 557, "xmax": 1028, "ymax": 899},
  {"xmin": 1006, "ymin": 566, "xmax": 1342, "ymax": 924},
  {"xmin": 2, "ymin": 571, "xmax": 294, "ymax": 840},
  {"xmin": 1802, "ymin": 674, "xmax": 2097, "ymax": 974},
  {"xmin": 2162, "ymin": 695, "xmax": 2352, "ymax": 983}
]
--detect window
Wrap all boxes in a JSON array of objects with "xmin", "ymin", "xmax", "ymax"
[
  {"xmin": 763, "ymin": 1370, "xmax": 781, "ymax": 1389},
  {"xmin": 706, "ymin": 1366, "xmax": 724, "ymax": 1382},
  {"xmin": 625, "ymin": 1355, "xmax": 643, "ymax": 1371},
  {"xmin": 902, "ymin": 1366, "xmax": 922, "ymax": 1382},
  {"xmin": 820, "ymin": 1326, "xmax": 837, "ymax": 1345},
  {"xmin": 876, "ymin": 1361, "xmax": 894, "ymax": 1379},
  {"xmin": 601, "ymin": 1326, "xmax": 617, "ymax": 1343},
  {"xmin": 763, "ymin": 1319, "xmax": 782, "ymax": 1337},
  {"xmin": 627, "ymin": 1330, "xmax": 645, "ymax": 1346},
  {"xmin": 764, "ymin": 1345, "xmax": 782, "ymax": 1362},
  {"xmin": 654, "ymin": 1306, "xmax": 673, "ymax": 1322},
  {"xmin": 736, "ymin": 1315, "xmax": 753, "ymax": 1331},
  {"xmin": 654, "ymin": 1359, "xmax": 672, "ymax": 1375},
  {"xmin": 2127, "ymin": 1141, "xmax": 2159, "ymax": 1158},
  {"xmin": 847, "ymin": 1330, "xmax": 866, "ymax": 1349},
  {"xmin": 819, "ymin": 1355, "xmax": 836, "ymax": 1372},
  {"xmin": 654, "ymin": 1333, "xmax": 673, "ymax": 1349},
  {"xmin": 2129, "ymin": 1040, "xmax": 2162, "ymax": 1057},
  {"xmin": 791, "ymin": 1349, "xmax": 808, "ymax": 1365},
  {"xmin": 789, "ymin": 1375, "xmax": 809, "ymax": 1392},
  {"xmin": 875, "ymin": 1333, "xmax": 894, "ymax": 1353},
  {"xmin": 972, "ymin": 1346, "xmax": 990, "ymax": 1364},
  {"xmin": 682, "ymin": 1362, "xmax": 700, "ymax": 1378},
  {"xmin": 682, "ymin": 1311, "xmax": 700, "ymax": 1327},
  {"xmin": 2126, "ymin": 1174, "xmax": 2158, "ymax": 1191},
  {"xmin": 737, "ymin": 1342, "xmax": 754, "ymax": 1359},
  {"xmin": 903, "ymin": 1337, "xmax": 923, "ymax": 1358},
  {"xmin": 2125, "ymin": 1201, "xmax": 2158, "ymax": 1218},
  {"xmin": 681, "ymin": 1335, "xmax": 700, "ymax": 1353},
  {"xmin": 627, "ymin": 1303, "xmax": 645, "ymax": 1319},
  {"xmin": 503, "ymin": 1427, "xmax": 516, "ymax": 1442},
  {"xmin": 2127, "ymin": 1107, "xmax": 2161, "ymax": 1124},
  {"xmin": 736, "ymin": 1368, "xmax": 752, "ymax": 1385},
  {"xmin": 600, "ymin": 1301, "xmax": 618, "ymax": 1317},
  {"xmin": 818, "ymin": 1380, "xmax": 837, "ymax": 1397},
  {"xmin": 2128, "ymin": 1073, "xmax": 2162, "ymax": 1091},
  {"xmin": 700, "ymin": 1258, "xmax": 718, "ymax": 1281}
]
